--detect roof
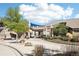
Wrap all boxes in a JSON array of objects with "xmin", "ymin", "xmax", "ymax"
[
  {"xmin": 31, "ymin": 26, "xmax": 44, "ymax": 31},
  {"xmin": 65, "ymin": 19, "xmax": 79, "ymax": 28},
  {"xmin": 47, "ymin": 18, "xmax": 79, "ymax": 28},
  {"xmin": 30, "ymin": 18, "xmax": 79, "ymax": 29}
]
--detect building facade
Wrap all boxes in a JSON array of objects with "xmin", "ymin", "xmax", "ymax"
[{"xmin": 30, "ymin": 19, "xmax": 79, "ymax": 38}]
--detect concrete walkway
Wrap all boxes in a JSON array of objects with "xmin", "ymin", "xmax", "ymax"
[
  {"xmin": 25, "ymin": 38, "xmax": 79, "ymax": 52},
  {"xmin": 0, "ymin": 40, "xmax": 34, "ymax": 56},
  {"xmin": 0, "ymin": 38, "xmax": 79, "ymax": 56},
  {"xmin": 0, "ymin": 44, "xmax": 22, "ymax": 56}
]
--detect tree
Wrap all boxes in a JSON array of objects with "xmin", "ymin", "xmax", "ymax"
[
  {"xmin": 53, "ymin": 22, "xmax": 68, "ymax": 36},
  {"xmin": 2, "ymin": 7, "xmax": 29, "ymax": 39},
  {"xmin": 6, "ymin": 7, "xmax": 15, "ymax": 21},
  {"xmin": 14, "ymin": 7, "xmax": 22, "ymax": 23}
]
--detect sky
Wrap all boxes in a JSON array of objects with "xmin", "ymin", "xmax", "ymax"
[{"xmin": 0, "ymin": 3, "xmax": 79, "ymax": 25}]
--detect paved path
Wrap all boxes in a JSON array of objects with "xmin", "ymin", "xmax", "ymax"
[
  {"xmin": 0, "ymin": 44, "xmax": 23, "ymax": 56},
  {"xmin": 0, "ymin": 40, "xmax": 34, "ymax": 56},
  {"xmin": 0, "ymin": 38, "xmax": 79, "ymax": 56},
  {"xmin": 25, "ymin": 38, "xmax": 79, "ymax": 52}
]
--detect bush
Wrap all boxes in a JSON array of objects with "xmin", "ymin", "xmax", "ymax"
[
  {"xmin": 53, "ymin": 27, "xmax": 59, "ymax": 36},
  {"xmin": 58, "ymin": 28, "xmax": 68, "ymax": 36},
  {"xmin": 52, "ymin": 36, "xmax": 79, "ymax": 42},
  {"xmin": 58, "ymin": 35, "xmax": 79, "ymax": 42},
  {"xmin": 54, "ymin": 51, "xmax": 79, "ymax": 56},
  {"xmin": 52, "ymin": 36, "xmax": 69, "ymax": 41},
  {"xmin": 52, "ymin": 36, "xmax": 61, "ymax": 39},
  {"xmin": 71, "ymin": 36, "xmax": 79, "ymax": 42},
  {"xmin": 42, "ymin": 35, "xmax": 50, "ymax": 40},
  {"xmin": 60, "ymin": 36, "xmax": 69, "ymax": 41},
  {"xmin": 53, "ymin": 22, "xmax": 68, "ymax": 36},
  {"xmin": 50, "ymin": 36, "xmax": 69, "ymax": 41},
  {"xmin": 33, "ymin": 45, "xmax": 44, "ymax": 56}
]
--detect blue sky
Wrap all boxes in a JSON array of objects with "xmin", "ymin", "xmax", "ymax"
[
  {"xmin": 0, "ymin": 3, "xmax": 32, "ymax": 17},
  {"xmin": 0, "ymin": 3, "xmax": 79, "ymax": 25}
]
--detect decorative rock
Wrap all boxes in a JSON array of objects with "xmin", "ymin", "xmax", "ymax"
[{"xmin": 24, "ymin": 42, "xmax": 32, "ymax": 46}]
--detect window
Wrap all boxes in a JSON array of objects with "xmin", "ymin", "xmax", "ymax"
[{"xmin": 73, "ymin": 28, "xmax": 79, "ymax": 32}]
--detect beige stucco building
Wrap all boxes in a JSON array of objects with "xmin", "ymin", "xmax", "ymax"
[{"xmin": 30, "ymin": 19, "xmax": 79, "ymax": 38}]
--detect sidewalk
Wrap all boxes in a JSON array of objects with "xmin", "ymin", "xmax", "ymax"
[
  {"xmin": 0, "ymin": 44, "xmax": 22, "ymax": 56},
  {"xmin": 0, "ymin": 40, "xmax": 34, "ymax": 56},
  {"xmin": 0, "ymin": 38, "xmax": 79, "ymax": 56}
]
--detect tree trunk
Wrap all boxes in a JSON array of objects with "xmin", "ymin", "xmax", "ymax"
[
  {"xmin": 16, "ymin": 33, "xmax": 19, "ymax": 42},
  {"xmin": 19, "ymin": 33, "xmax": 26, "ymax": 43}
]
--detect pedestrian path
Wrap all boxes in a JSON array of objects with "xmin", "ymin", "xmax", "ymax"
[
  {"xmin": 0, "ymin": 40, "xmax": 34, "ymax": 56},
  {"xmin": 0, "ymin": 38, "xmax": 79, "ymax": 56},
  {"xmin": 24, "ymin": 38, "xmax": 79, "ymax": 52},
  {"xmin": 0, "ymin": 44, "xmax": 22, "ymax": 56}
]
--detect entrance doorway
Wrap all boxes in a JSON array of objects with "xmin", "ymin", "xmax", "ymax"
[{"xmin": 30, "ymin": 30, "xmax": 43, "ymax": 38}]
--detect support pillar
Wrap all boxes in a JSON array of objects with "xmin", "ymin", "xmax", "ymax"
[{"xmin": 28, "ymin": 32, "xmax": 30, "ymax": 38}]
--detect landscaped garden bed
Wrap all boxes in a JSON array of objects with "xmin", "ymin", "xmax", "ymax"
[
  {"xmin": 42, "ymin": 22, "xmax": 79, "ymax": 45},
  {"xmin": 43, "ymin": 36, "xmax": 79, "ymax": 45}
]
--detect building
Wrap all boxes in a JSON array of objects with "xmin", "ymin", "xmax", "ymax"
[
  {"xmin": 30, "ymin": 25, "xmax": 53, "ymax": 38},
  {"xmin": 30, "ymin": 19, "xmax": 79, "ymax": 38},
  {"xmin": 66, "ymin": 19, "xmax": 79, "ymax": 32}
]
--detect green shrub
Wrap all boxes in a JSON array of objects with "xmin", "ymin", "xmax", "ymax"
[
  {"xmin": 71, "ymin": 36, "xmax": 79, "ymax": 42},
  {"xmin": 53, "ymin": 22, "xmax": 70, "ymax": 36},
  {"xmin": 52, "ymin": 36, "xmax": 69, "ymax": 41},
  {"xmin": 60, "ymin": 36, "xmax": 69, "ymax": 41},
  {"xmin": 53, "ymin": 27, "xmax": 59, "ymax": 36},
  {"xmin": 42, "ymin": 35, "xmax": 50, "ymax": 40},
  {"xmin": 52, "ymin": 36, "xmax": 79, "ymax": 42},
  {"xmin": 52, "ymin": 36, "xmax": 62, "ymax": 39},
  {"xmin": 58, "ymin": 28, "xmax": 68, "ymax": 36}
]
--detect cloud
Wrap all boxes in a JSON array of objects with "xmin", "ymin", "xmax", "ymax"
[
  {"xmin": 75, "ymin": 14, "xmax": 79, "ymax": 18},
  {"xmin": 24, "ymin": 15, "xmax": 50, "ymax": 25},
  {"xmin": 19, "ymin": 3, "xmax": 74, "ymax": 25},
  {"xmin": 19, "ymin": 4, "xmax": 37, "ymax": 14},
  {"xmin": 34, "ymin": 3, "xmax": 48, "ymax": 10},
  {"xmin": 64, "ymin": 7, "xmax": 74, "ymax": 19},
  {"xmin": 49, "ymin": 4, "xmax": 73, "ymax": 19},
  {"xmin": 49, "ymin": 4, "xmax": 64, "ymax": 13},
  {"xmin": 31, "ymin": 16, "xmax": 49, "ymax": 24}
]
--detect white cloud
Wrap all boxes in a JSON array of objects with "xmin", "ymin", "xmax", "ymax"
[
  {"xmin": 19, "ymin": 3, "xmax": 74, "ymax": 25},
  {"xmin": 75, "ymin": 14, "xmax": 79, "ymax": 18},
  {"xmin": 19, "ymin": 4, "xmax": 37, "ymax": 15},
  {"xmin": 49, "ymin": 4, "xmax": 73, "ymax": 19},
  {"xmin": 31, "ymin": 16, "xmax": 49, "ymax": 24},
  {"xmin": 64, "ymin": 7, "xmax": 73, "ymax": 19},
  {"xmin": 24, "ymin": 15, "xmax": 49, "ymax": 24},
  {"xmin": 34, "ymin": 3, "xmax": 48, "ymax": 10},
  {"xmin": 49, "ymin": 4, "xmax": 64, "ymax": 13}
]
